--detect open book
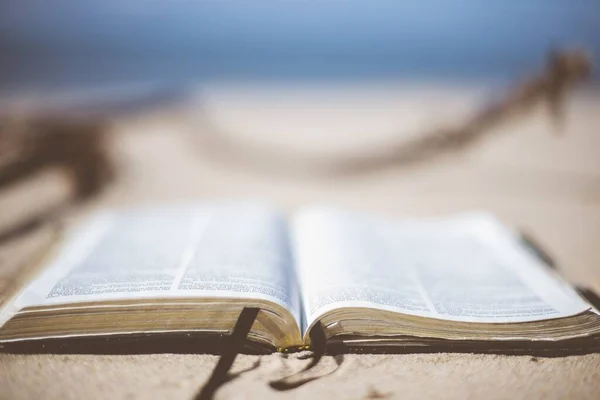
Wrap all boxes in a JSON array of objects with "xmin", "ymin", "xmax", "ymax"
[{"xmin": 1, "ymin": 203, "xmax": 599, "ymax": 353}]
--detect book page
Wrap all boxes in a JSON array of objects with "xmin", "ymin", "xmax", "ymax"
[
  {"xmin": 2, "ymin": 202, "xmax": 300, "ymax": 325},
  {"xmin": 292, "ymin": 207, "xmax": 591, "ymax": 332}
]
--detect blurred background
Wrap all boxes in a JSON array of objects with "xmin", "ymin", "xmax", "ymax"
[
  {"xmin": 1, "ymin": 0, "xmax": 599, "ymax": 91},
  {"xmin": 0, "ymin": 0, "xmax": 599, "ymax": 289}
]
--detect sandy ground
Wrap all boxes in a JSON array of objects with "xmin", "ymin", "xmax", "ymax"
[{"xmin": 1, "ymin": 83, "xmax": 600, "ymax": 399}]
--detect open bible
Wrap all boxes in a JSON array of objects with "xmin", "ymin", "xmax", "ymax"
[{"xmin": 1, "ymin": 203, "xmax": 599, "ymax": 353}]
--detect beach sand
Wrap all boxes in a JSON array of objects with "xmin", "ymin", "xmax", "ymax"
[{"xmin": 1, "ymin": 83, "xmax": 599, "ymax": 399}]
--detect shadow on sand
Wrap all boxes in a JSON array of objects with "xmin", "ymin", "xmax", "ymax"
[{"xmin": 2, "ymin": 289, "xmax": 600, "ymax": 399}]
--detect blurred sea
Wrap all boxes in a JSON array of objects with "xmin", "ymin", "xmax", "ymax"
[{"xmin": 0, "ymin": 0, "xmax": 598, "ymax": 94}]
